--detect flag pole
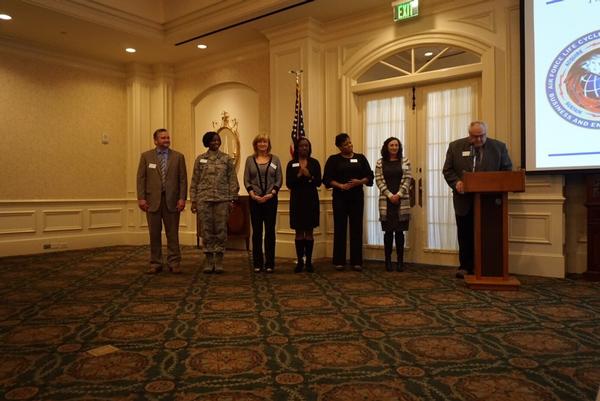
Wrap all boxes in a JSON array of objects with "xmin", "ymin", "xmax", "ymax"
[
  {"xmin": 290, "ymin": 69, "xmax": 303, "ymax": 137},
  {"xmin": 289, "ymin": 69, "xmax": 304, "ymax": 157}
]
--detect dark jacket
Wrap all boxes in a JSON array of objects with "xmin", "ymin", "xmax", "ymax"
[
  {"xmin": 323, "ymin": 153, "xmax": 374, "ymax": 199},
  {"xmin": 442, "ymin": 137, "xmax": 512, "ymax": 216}
]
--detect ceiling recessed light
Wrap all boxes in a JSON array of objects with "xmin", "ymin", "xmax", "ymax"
[
  {"xmin": 424, "ymin": 51, "xmax": 434, "ymax": 57},
  {"xmin": 197, "ymin": 44, "xmax": 207, "ymax": 49},
  {"xmin": 0, "ymin": 13, "xmax": 12, "ymax": 20},
  {"xmin": 125, "ymin": 48, "xmax": 136, "ymax": 53}
]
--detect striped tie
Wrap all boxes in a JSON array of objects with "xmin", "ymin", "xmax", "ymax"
[{"xmin": 158, "ymin": 151, "xmax": 167, "ymax": 188}]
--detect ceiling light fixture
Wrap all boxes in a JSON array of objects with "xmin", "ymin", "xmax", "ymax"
[
  {"xmin": 424, "ymin": 51, "xmax": 434, "ymax": 57},
  {"xmin": 197, "ymin": 44, "xmax": 207, "ymax": 49},
  {"xmin": 125, "ymin": 48, "xmax": 136, "ymax": 53},
  {"xmin": 0, "ymin": 13, "xmax": 12, "ymax": 20}
]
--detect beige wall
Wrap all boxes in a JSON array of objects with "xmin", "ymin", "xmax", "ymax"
[
  {"xmin": 0, "ymin": 0, "xmax": 589, "ymax": 276},
  {"xmin": 192, "ymin": 83, "xmax": 260, "ymax": 187},
  {"xmin": 264, "ymin": 0, "xmax": 571, "ymax": 277},
  {"xmin": 173, "ymin": 49, "xmax": 271, "ymax": 168},
  {"xmin": 0, "ymin": 50, "xmax": 127, "ymax": 199}
]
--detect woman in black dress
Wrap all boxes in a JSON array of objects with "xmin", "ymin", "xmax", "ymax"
[
  {"xmin": 375, "ymin": 137, "xmax": 413, "ymax": 272},
  {"xmin": 323, "ymin": 133, "xmax": 373, "ymax": 271},
  {"xmin": 286, "ymin": 137, "xmax": 322, "ymax": 273}
]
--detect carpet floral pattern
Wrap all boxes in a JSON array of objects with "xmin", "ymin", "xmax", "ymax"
[{"xmin": 0, "ymin": 246, "xmax": 599, "ymax": 400}]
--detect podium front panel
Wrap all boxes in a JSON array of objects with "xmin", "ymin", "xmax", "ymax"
[{"xmin": 480, "ymin": 193, "xmax": 504, "ymax": 277}]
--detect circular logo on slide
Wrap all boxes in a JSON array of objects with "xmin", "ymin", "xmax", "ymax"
[{"xmin": 545, "ymin": 30, "xmax": 600, "ymax": 129}]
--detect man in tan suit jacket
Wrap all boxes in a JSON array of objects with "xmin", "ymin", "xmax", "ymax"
[{"xmin": 137, "ymin": 128, "xmax": 188, "ymax": 274}]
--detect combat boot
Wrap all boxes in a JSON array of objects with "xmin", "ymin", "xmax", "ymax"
[
  {"xmin": 214, "ymin": 252, "xmax": 224, "ymax": 274},
  {"xmin": 202, "ymin": 253, "xmax": 214, "ymax": 274}
]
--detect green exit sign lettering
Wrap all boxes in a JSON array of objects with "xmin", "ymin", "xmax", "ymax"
[{"xmin": 393, "ymin": 0, "xmax": 419, "ymax": 22}]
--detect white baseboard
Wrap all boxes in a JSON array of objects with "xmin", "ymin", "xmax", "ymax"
[
  {"xmin": 0, "ymin": 229, "xmax": 202, "ymax": 257},
  {"xmin": 0, "ymin": 232, "xmax": 131, "ymax": 257}
]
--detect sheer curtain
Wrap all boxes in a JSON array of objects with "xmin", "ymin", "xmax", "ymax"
[
  {"xmin": 364, "ymin": 96, "xmax": 406, "ymax": 246},
  {"xmin": 426, "ymin": 86, "xmax": 473, "ymax": 250}
]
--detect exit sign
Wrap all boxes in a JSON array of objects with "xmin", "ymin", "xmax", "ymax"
[{"xmin": 393, "ymin": 0, "xmax": 419, "ymax": 21}]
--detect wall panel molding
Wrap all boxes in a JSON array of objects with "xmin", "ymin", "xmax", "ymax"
[
  {"xmin": 42, "ymin": 210, "xmax": 83, "ymax": 232},
  {"xmin": 127, "ymin": 208, "xmax": 136, "ymax": 228},
  {"xmin": 88, "ymin": 208, "xmax": 124, "ymax": 230},
  {"xmin": 509, "ymin": 252, "xmax": 565, "ymax": 278},
  {"xmin": 0, "ymin": 199, "xmax": 197, "ymax": 256},
  {"xmin": 508, "ymin": 212, "xmax": 551, "ymax": 245},
  {"xmin": 509, "ymin": 196, "xmax": 565, "ymax": 205},
  {"xmin": 0, "ymin": 211, "xmax": 36, "ymax": 235}
]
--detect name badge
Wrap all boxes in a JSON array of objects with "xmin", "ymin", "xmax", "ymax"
[
  {"xmin": 350, "ymin": 158, "xmax": 358, "ymax": 163},
  {"xmin": 292, "ymin": 162, "xmax": 300, "ymax": 168},
  {"xmin": 148, "ymin": 163, "xmax": 157, "ymax": 169},
  {"xmin": 270, "ymin": 163, "xmax": 277, "ymax": 170},
  {"xmin": 200, "ymin": 159, "xmax": 208, "ymax": 164},
  {"xmin": 462, "ymin": 151, "xmax": 471, "ymax": 157}
]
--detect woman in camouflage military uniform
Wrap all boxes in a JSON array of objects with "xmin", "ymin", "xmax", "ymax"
[{"xmin": 191, "ymin": 131, "xmax": 240, "ymax": 274}]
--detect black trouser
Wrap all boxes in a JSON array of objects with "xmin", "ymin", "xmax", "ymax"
[
  {"xmin": 250, "ymin": 197, "xmax": 278, "ymax": 269},
  {"xmin": 332, "ymin": 194, "xmax": 364, "ymax": 266},
  {"xmin": 456, "ymin": 209, "xmax": 474, "ymax": 273}
]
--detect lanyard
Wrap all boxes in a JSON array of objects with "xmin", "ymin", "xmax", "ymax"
[{"xmin": 253, "ymin": 156, "xmax": 272, "ymax": 196}]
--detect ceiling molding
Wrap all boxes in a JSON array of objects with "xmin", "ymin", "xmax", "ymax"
[
  {"xmin": 321, "ymin": 0, "xmax": 492, "ymax": 45},
  {"xmin": 164, "ymin": 0, "xmax": 247, "ymax": 36},
  {"xmin": 262, "ymin": 17, "xmax": 324, "ymax": 46},
  {"xmin": 451, "ymin": 11, "xmax": 496, "ymax": 33},
  {"xmin": 164, "ymin": 0, "xmax": 306, "ymax": 44},
  {"xmin": 4, "ymin": 0, "xmax": 414, "ymax": 65},
  {"xmin": 125, "ymin": 62, "xmax": 154, "ymax": 81},
  {"xmin": 321, "ymin": 9, "xmax": 388, "ymax": 44},
  {"xmin": 0, "ymin": 35, "xmax": 126, "ymax": 78},
  {"xmin": 174, "ymin": 42, "xmax": 269, "ymax": 76},
  {"xmin": 20, "ymin": 0, "xmax": 164, "ymax": 39},
  {"xmin": 19, "ymin": 0, "xmax": 308, "ymax": 46},
  {"xmin": 422, "ymin": 0, "xmax": 491, "ymax": 15}
]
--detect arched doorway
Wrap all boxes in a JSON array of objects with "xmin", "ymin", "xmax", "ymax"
[{"xmin": 342, "ymin": 37, "xmax": 492, "ymax": 266}]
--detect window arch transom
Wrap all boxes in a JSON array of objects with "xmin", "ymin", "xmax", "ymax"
[{"xmin": 357, "ymin": 45, "xmax": 480, "ymax": 84}]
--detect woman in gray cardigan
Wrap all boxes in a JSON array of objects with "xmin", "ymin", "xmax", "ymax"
[
  {"xmin": 243, "ymin": 134, "xmax": 282, "ymax": 273},
  {"xmin": 375, "ymin": 137, "xmax": 412, "ymax": 272}
]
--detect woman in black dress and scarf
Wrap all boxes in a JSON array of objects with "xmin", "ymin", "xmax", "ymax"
[
  {"xmin": 375, "ymin": 137, "xmax": 413, "ymax": 272},
  {"xmin": 323, "ymin": 133, "xmax": 373, "ymax": 271},
  {"xmin": 286, "ymin": 137, "xmax": 321, "ymax": 273}
]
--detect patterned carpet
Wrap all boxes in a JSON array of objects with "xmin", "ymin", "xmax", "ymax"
[{"xmin": 0, "ymin": 246, "xmax": 599, "ymax": 401}]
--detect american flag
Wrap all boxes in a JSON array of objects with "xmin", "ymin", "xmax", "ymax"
[{"xmin": 290, "ymin": 72, "xmax": 305, "ymax": 157}]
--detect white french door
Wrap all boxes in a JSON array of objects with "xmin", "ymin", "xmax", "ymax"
[{"xmin": 362, "ymin": 78, "xmax": 480, "ymax": 266}]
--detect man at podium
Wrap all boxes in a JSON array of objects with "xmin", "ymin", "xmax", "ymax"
[{"xmin": 442, "ymin": 121, "xmax": 513, "ymax": 279}]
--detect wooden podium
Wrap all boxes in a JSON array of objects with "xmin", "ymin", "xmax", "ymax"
[{"xmin": 462, "ymin": 170, "xmax": 525, "ymax": 290}]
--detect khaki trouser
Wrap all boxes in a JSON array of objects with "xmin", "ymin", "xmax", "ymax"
[{"xmin": 146, "ymin": 192, "xmax": 181, "ymax": 269}]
